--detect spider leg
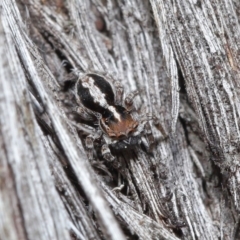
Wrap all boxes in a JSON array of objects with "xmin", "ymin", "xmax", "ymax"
[
  {"xmin": 112, "ymin": 171, "xmax": 124, "ymax": 193},
  {"xmin": 85, "ymin": 132, "xmax": 101, "ymax": 161},
  {"xmin": 113, "ymin": 81, "xmax": 124, "ymax": 105},
  {"xmin": 60, "ymin": 73, "xmax": 78, "ymax": 91},
  {"xmin": 101, "ymin": 144, "xmax": 121, "ymax": 169},
  {"xmin": 152, "ymin": 116, "xmax": 168, "ymax": 139},
  {"xmin": 138, "ymin": 114, "xmax": 168, "ymax": 140},
  {"xmin": 70, "ymin": 106, "xmax": 97, "ymax": 122},
  {"xmin": 124, "ymin": 90, "xmax": 139, "ymax": 111},
  {"xmin": 144, "ymin": 121, "xmax": 155, "ymax": 147},
  {"xmin": 134, "ymin": 114, "xmax": 167, "ymax": 151},
  {"xmin": 134, "ymin": 120, "xmax": 154, "ymax": 151},
  {"xmin": 112, "ymin": 183, "xmax": 124, "ymax": 197}
]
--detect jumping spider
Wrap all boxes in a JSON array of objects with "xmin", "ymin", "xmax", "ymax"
[{"xmin": 64, "ymin": 72, "xmax": 166, "ymax": 167}]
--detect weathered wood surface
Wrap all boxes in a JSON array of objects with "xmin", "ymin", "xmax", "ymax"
[{"xmin": 1, "ymin": 0, "xmax": 240, "ymax": 239}]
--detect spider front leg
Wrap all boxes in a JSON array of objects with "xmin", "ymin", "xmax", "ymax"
[
  {"xmin": 136, "ymin": 115, "xmax": 168, "ymax": 151},
  {"xmin": 152, "ymin": 115, "xmax": 168, "ymax": 140},
  {"xmin": 144, "ymin": 121, "xmax": 155, "ymax": 147},
  {"xmin": 101, "ymin": 144, "xmax": 121, "ymax": 169},
  {"xmin": 139, "ymin": 113, "xmax": 168, "ymax": 139},
  {"xmin": 135, "ymin": 121, "xmax": 154, "ymax": 152}
]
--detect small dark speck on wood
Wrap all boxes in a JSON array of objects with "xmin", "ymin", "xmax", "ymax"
[{"xmin": 1, "ymin": 0, "xmax": 240, "ymax": 239}]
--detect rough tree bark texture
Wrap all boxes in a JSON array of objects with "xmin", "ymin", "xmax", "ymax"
[{"xmin": 1, "ymin": 0, "xmax": 240, "ymax": 239}]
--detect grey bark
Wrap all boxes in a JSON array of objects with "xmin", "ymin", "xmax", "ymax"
[{"xmin": 0, "ymin": 0, "xmax": 240, "ymax": 239}]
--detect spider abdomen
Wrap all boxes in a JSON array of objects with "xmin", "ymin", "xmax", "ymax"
[{"xmin": 76, "ymin": 74, "xmax": 115, "ymax": 114}]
